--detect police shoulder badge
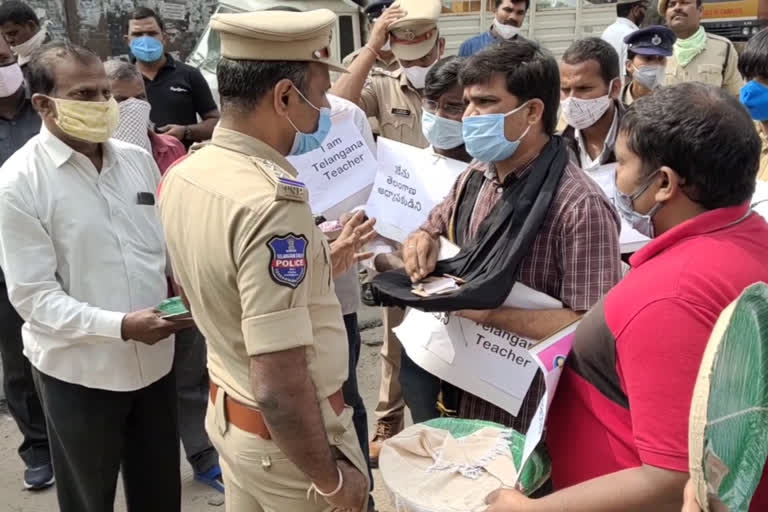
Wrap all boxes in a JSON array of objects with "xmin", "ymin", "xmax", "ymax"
[{"xmin": 267, "ymin": 233, "xmax": 309, "ymax": 288}]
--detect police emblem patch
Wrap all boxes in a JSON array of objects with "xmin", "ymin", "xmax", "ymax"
[
  {"xmin": 267, "ymin": 233, "xmax": 309, "ymax": 288},
  {"xmin": 652, "ymin": 34, "xmax": 662, "ymax": 46}
]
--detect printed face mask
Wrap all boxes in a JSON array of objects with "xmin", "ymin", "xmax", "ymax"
[
  {"xmin": 462, "ymin": 101, "xmax": 531, "ymax": 163},
  {"xmin": 286, "ymin": 87, "xmax": 332, "ymax": 156},
  {"xmin": 422, "ymin": 111, "xmax": 464, "ymax": 150},
  {"xmin": 48, "ymin": 96, "xmax": 120, "ymax": 143},
  {"xmin": 561, "ymin": 81, "xmax": 615, "ymax": 130},
  {"xmin": 113, "ymin": 98, "xmax": 153, "ymax": 153}
]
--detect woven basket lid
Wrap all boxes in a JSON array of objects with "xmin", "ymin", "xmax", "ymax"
[{"xmin": 689, "ymin": 282, "xmax": 768, "ymax": 511}]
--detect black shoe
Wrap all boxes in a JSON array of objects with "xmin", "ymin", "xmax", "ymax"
[{"xmin": 24, "ymin": 463, "xmax": 55, "ymax": 491}]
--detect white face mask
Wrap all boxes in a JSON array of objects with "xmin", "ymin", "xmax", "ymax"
[
  {"xmin": 112, "ymin": 98, "xmax": 153, "ymax": 154},
  {"xmin": 632, "ymin": 64, "xmax": 666, "ymax": 90},
  {"xmin": 403, "ymin": 60, "xmax": 436, "ymax": 90},
  {"xmin": 493, "ymin": 18, "xmax": 521, "ymax": 39},
  {"xmin": 0, "ymin": 62, "xmax": 23, "ymax": 98},
  {"xmin": 12, "ymin": 21, "xmax": 49, "ymax": 66},
  {"xmin": 562, "ymin": 80, "xmax": 616, "ymax": 130}
]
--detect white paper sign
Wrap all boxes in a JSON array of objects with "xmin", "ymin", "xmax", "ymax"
[
  {"xmin": 394, "ymin": 283, "xmax": 562, "ymax": 416},
  {"xmin": 517, "ymin": 322, "xmax": 578, "ymax": 480},
  {"xmin": 588, "ymin": 164, "xmax": 650, "ymax": 254},
  {"xmin": 365, "ymin": 138, "xmax": 467, "ymax": 243},
  {"xmin": 287, "ymin": 112, "xmax": 377, "ymax": 216},
  {"xmin": 752, "ymin": 179, "xmax": 768, "ymax": 221}
]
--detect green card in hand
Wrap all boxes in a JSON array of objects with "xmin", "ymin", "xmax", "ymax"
[{"xmin": 157, "ymin": 296, "xmax": 191, "ymax": 320}]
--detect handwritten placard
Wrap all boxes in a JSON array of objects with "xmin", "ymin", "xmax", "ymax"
[
  {"xmin": 287, "ymin": 111, "xmax": 377, "ymax": 216},
  {"xmin": 365, "ymin": 138, "xmax": 467, "ymax": 243}
]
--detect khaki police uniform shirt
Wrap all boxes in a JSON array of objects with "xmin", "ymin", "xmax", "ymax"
[
  {"xmin": 665, "ymin": 33, "xmax": 743, "ymax": 96},
  {"xmin": 359, "ymin": 67, "xmax": 429, "ymax": 148},
  {"xmin": 758, "ymin": 122, "xmax": 768, "ymax": 182},
  {"xmin": 158, "ymin": 127, "xmax": 348, "ymax": 408}
]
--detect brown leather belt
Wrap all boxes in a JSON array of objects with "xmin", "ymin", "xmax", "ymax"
[{"xmin": 209, "ymin": 381, "xmax": 345, "ymax": 439}]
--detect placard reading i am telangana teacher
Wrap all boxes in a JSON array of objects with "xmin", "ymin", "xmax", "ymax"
[{"xmin": 287, "ymin": 110, "xmax": 377, "ymax": 215}]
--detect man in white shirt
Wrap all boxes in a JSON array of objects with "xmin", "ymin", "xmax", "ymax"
[
  {"xmin": 0, "ymin": 41, "xmax": 188, "ymax": 512},
  {"xmin": 560, "ymin": 38, "xmax": 624, "ymax": 173},
  {"xmin": 601, "ymin": 0, "xmax": 649, "ymax": 80}
]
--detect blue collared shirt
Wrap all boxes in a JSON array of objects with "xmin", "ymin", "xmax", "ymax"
[{"xmin": 459, "ymin": 31, "xmax": 499, "ymax": 57}]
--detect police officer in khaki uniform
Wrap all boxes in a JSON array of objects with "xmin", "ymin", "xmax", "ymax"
[
  {"xmin": 621, "ymin": 25, "xmax": 676, "ymax": 106},
  {"xmin": 332, "ymin": 0, "xmax": 444, "ymax": 148},
  {"xmin": 331, "ymin": 0, "xmax": 445, "ymax": 465},
  {"xmin": 342, "ymin": 1, "xmax": 398, "ymax": 140},
  {"xmin": 158, "ymin": 9, "xmax": 375, "ymax": 512},
  {"xmin": 661, "ymin": 0, "xmax": 742, "ymax": 95}
]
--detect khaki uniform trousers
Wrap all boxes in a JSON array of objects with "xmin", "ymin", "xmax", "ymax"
[
  {"xmin": 206, "ymin": 386, "xmax": 370, "ymax": 512},
  {"xmin": 374, "ymin": 306, "xmax": 406, "ymax": 425}
]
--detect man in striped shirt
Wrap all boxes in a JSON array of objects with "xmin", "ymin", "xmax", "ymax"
[{"xmin": 403, "ymin": 39, "xmax": 622, "ymax": 434}]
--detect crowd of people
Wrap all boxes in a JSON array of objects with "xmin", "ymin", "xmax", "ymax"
[{"xmin": 0, "ymin": 0, "xmax": 766, "ymax": 511}]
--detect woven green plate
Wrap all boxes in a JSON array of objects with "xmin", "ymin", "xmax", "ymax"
[
  {"xmin": 690, "ymin": 283, "xmax": 768, "ymax": 511},
  {"xmin": 424, "ymin": 417, "xmax": 551, "ymax": 495}
]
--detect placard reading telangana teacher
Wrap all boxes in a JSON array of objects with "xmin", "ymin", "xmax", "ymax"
[{"xmin": 287, "ymin": 109, "xmax": 377, "ymax": 216}]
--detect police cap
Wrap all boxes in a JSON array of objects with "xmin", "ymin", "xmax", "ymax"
[
  {"xmin": 210, "ymin": 9, "xmax": 346, "ymax": 73},
  {"xmin": 623, "ymin": 25, "xmax": 676, "ymax": 57}
]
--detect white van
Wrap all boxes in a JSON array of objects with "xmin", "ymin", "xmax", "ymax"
[{"xmin": 187, "ymin": 0, "xmax": 617, "ymax": 100}]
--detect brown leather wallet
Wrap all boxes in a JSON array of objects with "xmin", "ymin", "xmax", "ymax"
[{"xmin": 209, "ymin": 381, "xmax": 345, "ymax": 439}]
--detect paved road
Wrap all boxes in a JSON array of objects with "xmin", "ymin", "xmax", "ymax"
[{"xmin": 0, "ymin": 315, "xmax": 401, "ymax": 511}]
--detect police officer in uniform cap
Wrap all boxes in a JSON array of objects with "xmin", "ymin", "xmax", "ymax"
[
  {"xmin": 621, "ymin": 25, "xmax": 676, "ymax": 105},
  {"xmin": 342, "ymin": 0, "xmax": 399, "ymax": 73},
  {"xmin": 158, "ymin": 8, "xmax": 375, "ymax": 512},
  {"xmin": 332, "ymin": 0, "xmax": 444, "ymax": 148},
  {"xmin": 660, "ymin": 0, "xmax": 742, "ymax": 95}
]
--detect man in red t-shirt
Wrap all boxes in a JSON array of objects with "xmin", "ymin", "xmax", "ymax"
[{"xmin": 486, "ymin": 83, "xmax": 768, "ymax": 511}]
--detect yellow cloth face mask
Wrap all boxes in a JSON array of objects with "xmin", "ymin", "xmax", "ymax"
[{"xmin": 50, "ymin": 96, "xmax": 120, "ymax": 143}]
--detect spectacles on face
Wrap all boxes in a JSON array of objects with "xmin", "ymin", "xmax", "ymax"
[{"xmin": 423, "ymin": 99, "xmax": 466, "ymax": 117}]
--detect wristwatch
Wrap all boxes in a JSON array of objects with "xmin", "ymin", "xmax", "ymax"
[{"xmin": 183, "ymin": 126, "xmax": 192, "ymax": 141}]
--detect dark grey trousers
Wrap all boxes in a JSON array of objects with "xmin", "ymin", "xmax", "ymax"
[
  {"xmin": 33, "ymin": 368, "xmax": 181, "ymax": 512},
  {"xmin": 173, "ymin": 326, "xmax": 218, "ymax": 474},
  {"xmin": 0, "ymin": 283, "xmax": 49, "ymax": 468}
]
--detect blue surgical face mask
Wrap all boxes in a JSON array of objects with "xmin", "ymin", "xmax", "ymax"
[
  {"xmin": 422, "ymin": 111, "xmax": 464, "ymax": 150},
  {"xmin": 287, "ymin": 87, "xmax": 332, "ymax": 156},
  {"xmin": 741, "ymin": 80, "xmax": 768, "ymax": 121},
  {"xmin": 461, "ymin": 101, "xmax": 531, "ymax": 163},
  {"xmin": 130, "ymin": 36, "xmax": 164, "ymax": 63},
  {"xmin": 613, "ymin": 170, "xmax": 664, "ymax": 238}
]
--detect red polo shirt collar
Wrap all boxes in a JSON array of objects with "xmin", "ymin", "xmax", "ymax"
[{"xmin": 630, "ymin": 203, "xmax": 752, "ymax": 267}]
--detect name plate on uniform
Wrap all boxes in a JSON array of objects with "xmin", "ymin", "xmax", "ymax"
[
  {"xmin": 393, "ymin": 283, "xmax": 563, "ymax": 416},
  {"xmin": 365, "ymin": 137, "xmax": 467, "ymax": 243},
  {"xmin": 287, "ymin": 111, "xmax": 377, "ymax": 216}
]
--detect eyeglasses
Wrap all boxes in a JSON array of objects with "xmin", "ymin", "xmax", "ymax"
[{"xmin": 422, "ymin": 99, "xmax": 466, "ymax": 117}]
